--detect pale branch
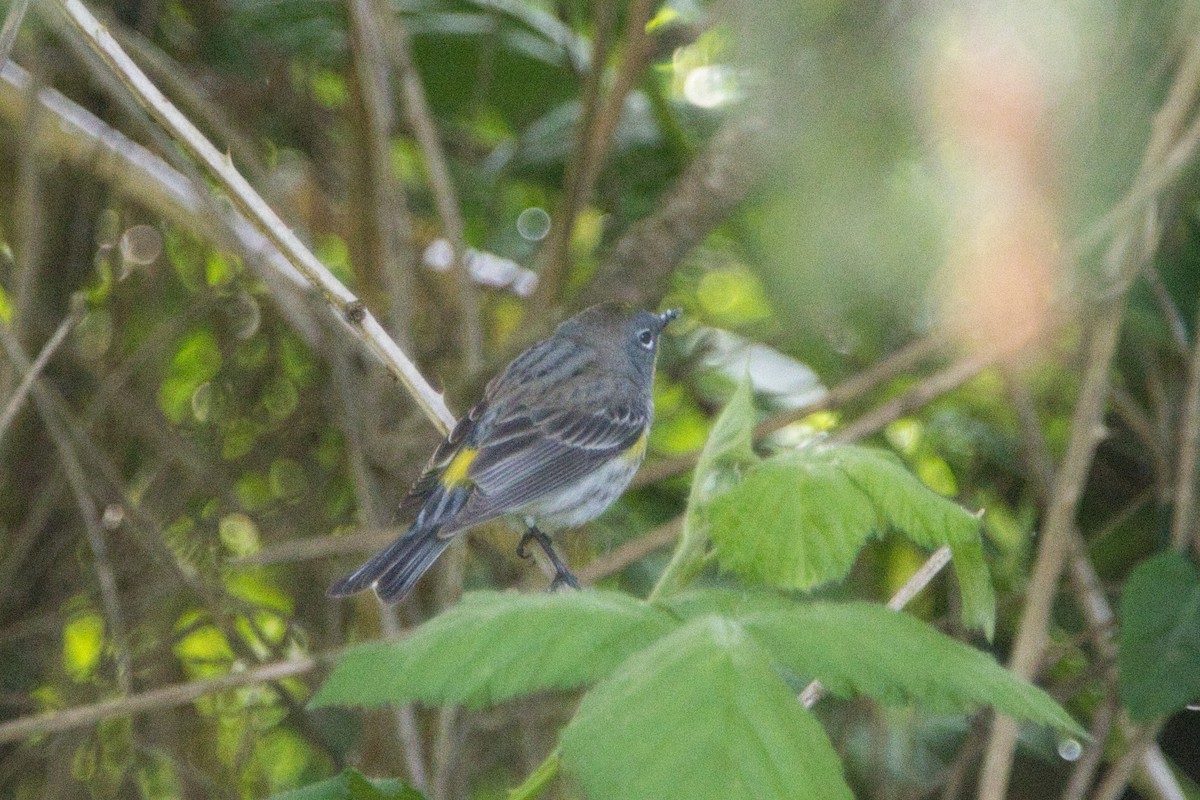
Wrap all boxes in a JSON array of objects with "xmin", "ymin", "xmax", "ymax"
[
  {"xmin": 0, "ymin": 300, "xmax": 83, "ymax": 446},
  {"xmin": 346, "ymin": 0, "xmax": 418, "ymax": 345},
  {"xmin": 0, "ymin": 653, "xmax": 321, "ymax": 744},
  {"xmin": 1169, "ymin": 293, "xmax": 1200, "ymax": 553},
  {"xmin": 1091, "ymin": 720, "xmax": 1170, "ymax": 800},
  {"xmin": 0, "ymin": 0, "xmax": 31, "ymax": 68},
  {"xmin": 977, "ymin": 28, "xmax": 1200, "ymax": 799},
  {"xmin": 372, "ymin": 0, "xmax": 481, "ymax": 371},
  {"xmin": 577, "ymin": 519, "xmax": 681, "ymax": 585},
  {"xmin": 53, "ymin": 0, "xmax": 455, "ymax": 435},
  {"xmin": 0, "ymin": 60, "xmax": 321, "ymax": 339},
  {"xmin": 1006, "ymin": 379, "xmax": 1185, "ymax": 800},
  {"xmin": 799, "ymin": 545, "xmax": 952, "ymax": 709}
]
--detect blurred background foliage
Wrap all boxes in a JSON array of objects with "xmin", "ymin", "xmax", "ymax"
[{"xmin": 0, "ymin": 0, "xmax": 1199, "ymax": 797}]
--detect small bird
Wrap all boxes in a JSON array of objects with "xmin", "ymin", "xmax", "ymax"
[{"xmin": 328, "ymin": 303, "xmax": 680, "ymax": 604}]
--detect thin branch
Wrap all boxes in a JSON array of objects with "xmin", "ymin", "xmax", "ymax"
[
  {"xmin": 800, "ymin": 546, "xmax": 952, "ymax": 708},
  {"xmin": 0, "ymin": 323, "xmax": 132, "ymax": 695},
  {"xmin": 0, "ymin": 652, "xmax": 321, "ymax": 744},
  {"xmin": 634, "ymin": 334, "xmax": 944, "ymax": 488},
  {"xmin": 373, "ymin": 0, "xmax": 481, "ymax": 371},
  {"xmin": 0, "ymin": 0, "xmax": 31, "ymax": 68},
  {"xmin": 977, "ymin": 29, "xmax": 1200, "ymax": 798},
  {"xmin": 54, "ymin": 0, "xmax": 455, "ymax": 435},
  {"xmin": 347, "ymin": 0, "xmax": 418, "ymax": 345},
  {"xmin": 1061, "ymin": 681, "xmax": 1118, "ymax": 800},
  {"xmin": 532, "ymin": 0, "xmax": 617, "ymax": 305},
  {"xmin": 830, "ymin": 350, "xmax": 994, "ymax": 445},
  {"xmin": 0, "ymin": 301, "xmax": 83, "ymax": 446},
  {"xmin": 584, "ymin": 114, "xmax": 769, "ymax": 306},
  {"xmin": 1091, "ymin": 720, "xmax": 1169, "ymax": 800},
  {"xmin": 1005, "ymin": 371, "xmax": 1186, "ymax": 800},
  {"xmin": 1169, "ymin": 293, "xmax": 1200, "ymax": 552},
  {"xmin": 0, "ymin": 60, "xmax": 323, "ymax": 343},
  {"xmin": 577, "ymin": 518, "xmax": 681, "ymax": 584}
]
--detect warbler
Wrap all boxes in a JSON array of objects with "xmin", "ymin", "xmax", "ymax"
[{"xmin": 328, "ymin": 303, "xmax": 680, "ymax": 604}]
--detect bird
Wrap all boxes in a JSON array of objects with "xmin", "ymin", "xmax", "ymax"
[{"xmin": 327, "ymin": 303, "xmax": 680, "ymax": 604}]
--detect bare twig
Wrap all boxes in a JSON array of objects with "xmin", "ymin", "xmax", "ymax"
[
  {"xmin": 1004, "ymin": 370, "xmax": 1185, "ymax": 800},
  {"xmin": 0, "ymin": 0, "xmax": 31, "ymax": 68},
  {"xmin": 0, "ymin": 302, "xmax": 83, "ymax": 445},
  {"xmin": 830, "ymin": 350, "xmax": 994, "ymax": 445},
  {"xmin": 1169, "ymin": 295, "xmax": 1200, "ymax": 553},
  {"xmin": 532, "ymin": 0, "xmax": 617, "ymax": 304},
  {"xmin": 347, "ymin": 0, "xmax": 418, "ymax": 345},
  {"xmin": 0, "ymin": 652, "xmax": 321, "ymax": 744},
  {"xmin": 577, "ymin": 518, "xmax": 681, "ymax": 584},
  {"xmin": 800, "ymin": 546, "xmax": 953, "ymax": 708},
  {"xmin": 373, "ymin": 0, "xmax": 481, "ymax": 370},
  {"xmin": 634, "ymin": 334, "xmax": 945, "ymax": 488},
  {"xmin": 1061, "ymin": 682, "xmax": 1118, "ymax": 800},
  {"xmin": 977, "ymin": 29, "xmax": 1200, "ymax": 799},
  {"xmin": 54, "ymin": 0, "xmax": 455, "ymax": 435},
  {"xmin": 584, "ymin": 114, "xmax": 769, "ymax": 306},
  {"xmin": 0, "ymin": 323, "xmax": 132, "ymax": 695},
  {"xmin": 1091, "ymin": 720, "xmax": 1169, "ymax": 800}
]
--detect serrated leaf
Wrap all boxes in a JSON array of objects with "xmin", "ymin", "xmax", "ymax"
[
  {"xmin": 561, "ymin": 616, "xmax": 854, "ymax": 800},
  {"xmin": 654, "ymin": 375, "xmax": 759, "ymax": 598},
  {"xmin": 1119, "ymin": 552, "xmax": 1200, "ymax": 720},
  {"xmin": 831, "ymin": 446, "xmax": 994, "ymax": 638},
  {"xmin": 706, "ymin": 444, "xmax": 994, "ymax": 637},
  {"xmin": 707, "ymin": 455, "xmax": 881, "ymax": 590},
  {"xmin": 266, "ymin": 768, "xmax": 422, "ymax": 800},
  {"xmin": 310, "ymin": 591, "xmax": 677, "ymax": 710},
  {"xmin": 692, "ymin": 374, "xmax": 758, "ymax": 487},
  {"xmin": 744, "ymin": 603, "xmax": 1083, "ymax": 735}
]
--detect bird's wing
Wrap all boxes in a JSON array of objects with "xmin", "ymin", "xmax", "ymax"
[
  {"xmin": 394, "ymin": 400, "xmax": 486, "ymax": 523},
  {"xmin": 441, "ymin": 400, "xmax": 649, "ymax": 532}
]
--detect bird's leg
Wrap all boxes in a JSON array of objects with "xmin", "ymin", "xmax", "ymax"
[{"xmin": 517, "ymin": 525, "xmax": 581, "ymax": 592}]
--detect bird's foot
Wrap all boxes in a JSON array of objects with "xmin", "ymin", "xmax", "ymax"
[{"xmin": 517, "ymin": 525, "xmax": 581, "ymax": 592}]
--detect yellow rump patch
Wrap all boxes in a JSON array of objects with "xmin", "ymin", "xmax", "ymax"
[{"xmin": 442, "ymin": 447, "xmax": 479, "ymax": 487}]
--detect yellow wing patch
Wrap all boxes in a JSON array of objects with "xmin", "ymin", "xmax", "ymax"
[{"xmin": 442, "ymin": 447, "xmax": 479, "ymax": 487}]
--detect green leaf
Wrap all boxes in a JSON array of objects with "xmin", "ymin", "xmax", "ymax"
[
  {"xmin": 310, "ymin": 591, "xmax": 677, "ymax": 710},
  {"xmin": 831, "ymin": 446, "xmax": 994, "ymax": 638},
  {"xmin": 707, "ymin": 444, "xmax": 995, "ymax": 637},
  {"xmin": 1119, "ymin": 552, "xmax": 1200, "ymax": 720},
  {"xmin": 561, "ymin": 616, "xmax": 854, "ymax": 800},
  {"xmin": 652, "ymin": 375, "xmax": 758, "ymax": 599},
  {"xmin": 266, "ymin": 768, "xmax": 422, "ymax": 800},
  {"xmin": 707, "ymin": 455, "xmax": 880, "ymax": 591},
  {"xmin": 744, "ymin": 603, "xmax": 1084, "ymax": 735}
]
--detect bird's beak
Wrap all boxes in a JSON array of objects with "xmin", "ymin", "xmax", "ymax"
[{"xmin": 657, "ymin": 308, "xmax": 682, "ymax": 329}]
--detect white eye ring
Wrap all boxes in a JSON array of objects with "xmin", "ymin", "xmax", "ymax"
[{"xmin": 637, "ymin": 328, "xmax": 654, "ymax": 349}]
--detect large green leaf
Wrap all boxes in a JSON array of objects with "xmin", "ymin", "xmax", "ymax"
[
  {"xmin": 560, "ymin": 616, "xmax": 854, "ymax": 800},
  {"xmin": 310, "ymin": 591, "xmax": 677, "ymax": 710},
  {"xmin": 707, "ymin": 444, "xmax": 995, "ymax": 637},
  {"xmin": 653, "ymin": 375, "xmax": 759, "ymax": 598},
  {"xmin": 266, "ymin": 768, "xmax": 422, "ymax": 800},
  {"xmin": 707, "ymin": 454, "xmax": 880, "ymax": 590},
  {"xmin": 1119, "ymin": 552, "xmax": 1200, "ymax": 720},
  {"xmin": 832, "ymin": 446, "xmax": 994, "ymax": 638},
  {"xmin": 744, "ymin": 602, "xmax": 1083, "ymax": 735}
]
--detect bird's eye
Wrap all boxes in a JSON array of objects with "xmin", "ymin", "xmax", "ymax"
[{"xmin": 637, "ymin": 328, "xmax": 655, "ymax": 349}]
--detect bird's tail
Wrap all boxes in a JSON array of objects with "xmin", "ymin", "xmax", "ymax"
[{"xmin": 326, "ymin": 524, "xmax": 452, "ymax": 604}]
